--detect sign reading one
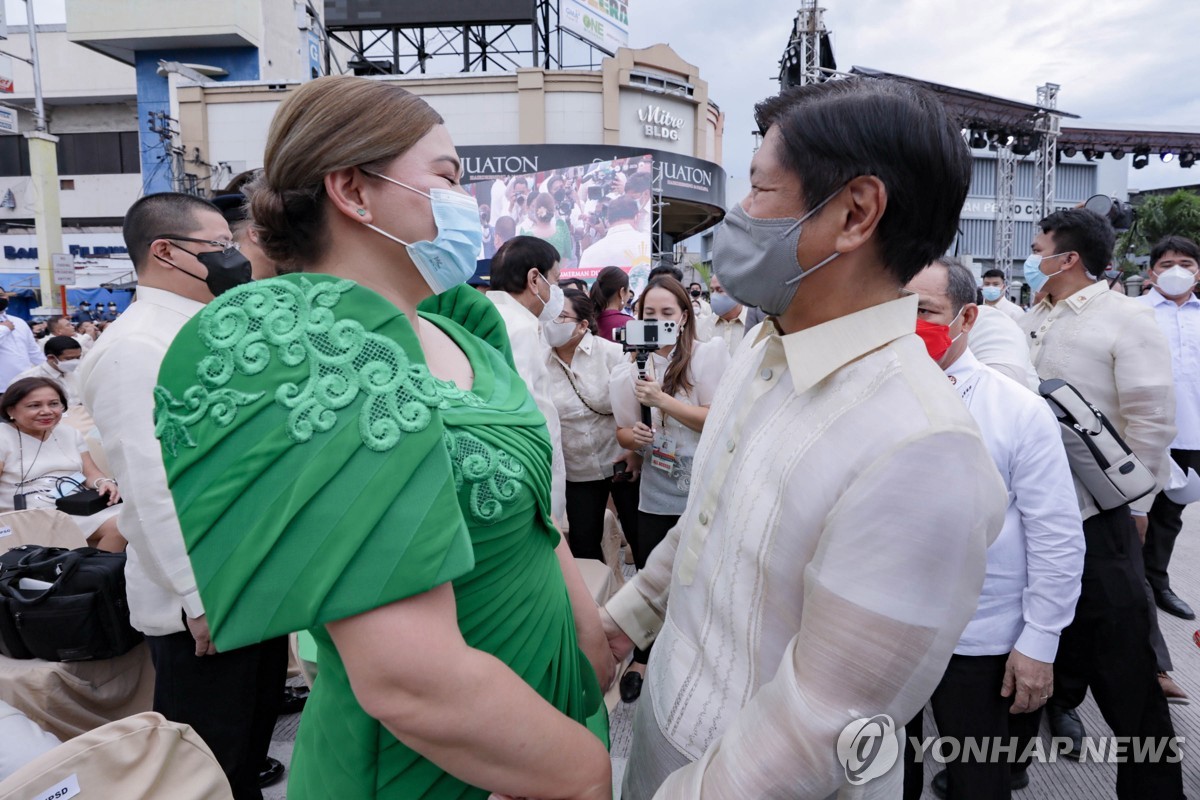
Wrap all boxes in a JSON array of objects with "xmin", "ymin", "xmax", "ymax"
[
  {"xmin": 637, "ymin": 103, "xmax": 685, "ymax": 142},
  {"xmin": 52, "ymin": 253, "xmax": 75, "ymax": 286},
  {"xmin": 561, "ymin": 0, "xmax": 629, "ymax": 55}
]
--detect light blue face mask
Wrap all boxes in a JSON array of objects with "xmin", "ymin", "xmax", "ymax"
[
  {"xmin": 1023, "ymin": 252, "xmax": 1068, "ymax": 294},
  {"xmin": 360, "ymin": 170, "xmax": 482, "ymax": 294},
  {"xmin": 981, "ymin": 285, "xmax": 1004, "ymax": 303}
]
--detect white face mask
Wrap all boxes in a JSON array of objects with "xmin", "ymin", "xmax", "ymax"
[
  {"xmin": 1155, "ymin": 265, "xmax": 1197, "ymax": 298},
  {"xmin": 543, "ymin": 318, "xmax": 579, "ymax": 348},
  {"xmin": 53, "ymin": 359, "xmax": 80, "ymax": 374},
  {"xmin": 534, "ymin": 272, "xmax": 565, "ymax": 323}
]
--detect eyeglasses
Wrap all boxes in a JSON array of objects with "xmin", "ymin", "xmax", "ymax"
[
  {"xmin": 155, "ymin": 235, "xmax": 241, "ymax": 254},
  {"xmin": 555, "ymin": 315, "xmax": 581, "ymax": 323}
]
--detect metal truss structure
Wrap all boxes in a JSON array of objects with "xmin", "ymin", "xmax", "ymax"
[
  {"xmin": 779, "ymin": 1, "xmax": 837, "ymax": 89},
  {"xmin": 1034, "ymin": 83, "xmax": 1061, "ymax": 221},
  {"xmin": 993, "ymin": 146, "xmax": 1017, "ymax": 281},
  {"xmin": 320, "ymin": 0, "xmax": 609, "ymax": 76}
]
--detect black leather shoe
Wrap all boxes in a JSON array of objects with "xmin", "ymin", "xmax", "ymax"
[
  {"xmin": 1047, "ymin": 705, "xmax": 1085, "ymax": 760},
  {"xmin": 620, "ymin": 670, "xmax": 644, "ymax": 703},
  {"xmin": 280, "ymin": 685, "xmax": 310, "ymax": 715},
  {"xmin": 258, "ymin": 756, "xmax": 285, "ymax": 788},
  {"xmin": 931, "ymin": 767, "xmax": 1029, "ymax": 799},
  {"xmin": 1155, "ymin": 588, "xmax": 1196, "ymax": 620}
]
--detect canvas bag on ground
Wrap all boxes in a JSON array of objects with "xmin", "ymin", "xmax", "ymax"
[
  {"xmin": 1039, "ymin": 378, "xmax": 1157, "ymax": 510},
  {"xmin": 0, "ymin": 712, "xmax": 233, "ymax": 800}
]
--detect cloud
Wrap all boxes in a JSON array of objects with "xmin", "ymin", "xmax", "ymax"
[{"xmin": 629, "ymin": 0, "xmax": 1200, "ymax": 206}]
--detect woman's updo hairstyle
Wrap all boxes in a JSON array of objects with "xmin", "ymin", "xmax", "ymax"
[{"xmin": 250, "ymin": 76, "xmax": 444, "ymax": 272}]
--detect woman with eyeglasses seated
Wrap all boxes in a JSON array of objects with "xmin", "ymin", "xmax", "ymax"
[{"xmin": 0, "ymin": 377, "xmax": 123, "ymax": 551}]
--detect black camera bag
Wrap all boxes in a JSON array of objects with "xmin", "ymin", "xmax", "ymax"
[{"xmin": 0, "ymin": 545, "xmax": 142, "ymax": 661}]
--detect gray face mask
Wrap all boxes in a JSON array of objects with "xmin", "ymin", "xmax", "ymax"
[{"xmin": 712, "ymin": 187, "xmax": 843, "ymax": 316}]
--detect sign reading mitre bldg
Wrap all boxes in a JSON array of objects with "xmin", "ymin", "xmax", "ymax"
[{"xmin": 638, "ymin": 103, "xmax": 685, "ymax": 141}]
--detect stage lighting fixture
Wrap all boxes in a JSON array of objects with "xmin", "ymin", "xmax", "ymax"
[
  {"xmin": 1181, "ymin": 151, "xmax": 1196, "ymax": 168},
  {"xmin": 969, "ymin": 129, "xmax": 987, "ymax": 149},
  {"xmin": 1012, "ymin": 135, "xmax": 1034, "ymax": 156},
  {"xmin": 1162, "ymin": 151, "xmax": 1175, "ymax": 163},
  {"xmin": 1062, "ymin": 145, "xmax": 1077, "ymax": 157},
  {"xmin": 1132, "ymin": 148, "xmax": 1150, "ymax": 169},
  {"xmin": 1083, "ymin": 148, "xmax": 1096, "ymax": 161},
  {"xmin": 1111, "ymin": 148, "xmax": 1125, "ymax": 160}
]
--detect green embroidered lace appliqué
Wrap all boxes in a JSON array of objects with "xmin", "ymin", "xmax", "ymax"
[
  {"xmin": 155, "ymin": 277, "xmax": 483, "ymax": 456},
  {"xmin": 443, "ymin": 429, "xmax": 527, "ymax": 524}
]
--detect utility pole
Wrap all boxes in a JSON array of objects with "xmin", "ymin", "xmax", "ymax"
[{"xmin": 23, "ymin": 0, "xmax": 67, "ymax": 314}]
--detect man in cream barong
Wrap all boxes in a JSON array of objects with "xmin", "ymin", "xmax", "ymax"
[{"xmin": 601, "ymin": 79, "xmax": 1009, "ymax": 799}]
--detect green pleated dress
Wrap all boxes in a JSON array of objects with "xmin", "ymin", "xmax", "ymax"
[{"xmin": 154, "ymin": 275, "xmax": 606, "ymax": 799}]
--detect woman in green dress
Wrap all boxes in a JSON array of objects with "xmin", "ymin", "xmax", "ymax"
[{"xmin": 153, "ymin": 76, "xmax": 614, "ymax": 800}]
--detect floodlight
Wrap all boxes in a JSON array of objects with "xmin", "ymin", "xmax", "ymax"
[
  {"xmin": 1180, "ymin": 151, "xmax": 1195, "ymax": 168},
  {"xmin": 1162, "ymin": 152, "xmax": 1175, "ymax": 163},
  {"xmin": 1132, "ymin": 149, "xmax": 1150, "ymax": 169}
]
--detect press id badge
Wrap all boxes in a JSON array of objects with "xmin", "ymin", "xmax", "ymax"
[{"xmin": 650, "ymin": 434, "xmax": 677, "ymax": 473}]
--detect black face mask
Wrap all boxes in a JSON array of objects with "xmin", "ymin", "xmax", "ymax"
[
  {"xmin": 157, "ymin": 242, "xmax": 252, "ymax": 297},
  {"xmin": 194, "ymin": 249, "xmax": 253, "ymax": 296}
]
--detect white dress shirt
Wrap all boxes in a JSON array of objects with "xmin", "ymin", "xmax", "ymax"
[
  {"xmin": 0, "ymin": 314, "xmax": 45, "ymax": 391},
  {"xmin": 609, "ymin": 339, "xmax": 729, "ymax": 516},
  {"xmin": 577, "ymin": 222, "xmax": 650, "ymax": 271},
  {"xmin": 945, "ymin": 348, "xmax": 1084, "ymax": 662},
  {"xmin": 970, "ymin": 304, "xmax": 1040, "ymax": 391},
  {"xmin": 1021, "ymin": 279, "xmax": 1176, "ymax": 518},
  {"xmin": 0, "ymin": 699, "xmax": 60, "ymax": 781},
  {"xmin": 696, "ymin": 306, "xmax": 749, "ymax": 356},
  {"xmin": 1136, "ymin": 288, "xmax": 1200, "ymax": 450},
  {"xmin": 606, "ymin": 294, "xmax": 1007, "ymax": 799},
  {"xmin": 13, "ymin": 360, "xmax": 84, "ymax": 410},
  {"xmin": 986, "ymin": 295, "xmax": 1026, "ymax": 322},
  {"xmin": 487, "ymin": 290, "xmax": 567, "ymax": 521},
  {"xmin": 78, "ymin": 286, "xmax": 206, "ymax": 636},
  {"xmin": 547, "ymin": 331, "xmax": 625, "ymax": 482}
]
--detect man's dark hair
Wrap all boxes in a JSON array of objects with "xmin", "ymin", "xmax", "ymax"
[
  {"xmin": 606, "ymin": 196, "xmax": 640, "ymax": 225},
  {"xmin": 688, "ymin": 281, "xmax": 703, "ymax": 292},
  {"xmin": 1150, "ymin": 235, "xmax": 1200, "ymax": 267},
  {"xmin": 47, "ymin": 316, "xmax": 71, "ymax": 334},
  {"xmin": 934, "ymin": 256, "xmax": 978, "ymax": 314},
  {"xmin": 123, "ymin": 192, "xmax": 221, "ymax": 273},
  {"xmin": 753, "ymin": 78, "xmax": 972, "ymax": 285},
  {"xmin": 1037, "ymin": 209, "xmax": 1115, "ymax": 278},
  {"xmin": 489, "ymin": 235, "xmax": 560, "ymax": 293},
  {"xmin": 625, "ymin": 173, "xmax": 652, "ymax": 196},
  {"xmin": 648, "ymin": 264, "xmax": 684, "ymax": 283},
  {"xmin": 0, "ymin": 296, "xmax": 8, "ymax": 313},
  {"xmin": 981, "ymin": 268, "xmax": 1006, "ymax": 280},
  {"xmin": 44, "ymin": 335, "xmax": 81, "ymax": 358}
]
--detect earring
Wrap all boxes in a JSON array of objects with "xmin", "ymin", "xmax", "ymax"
[{"xmin": 356, "ymin": 209, "xmax": 367, "ymax": 217}]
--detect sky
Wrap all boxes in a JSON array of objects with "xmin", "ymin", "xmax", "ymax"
[
  {"xmin": 8, "ymin": 0, "xmax": 1198, "ymax": 205},
  {"xmin": 623, "ymin": 0, "xmax": 1200, "ymax": 204}
]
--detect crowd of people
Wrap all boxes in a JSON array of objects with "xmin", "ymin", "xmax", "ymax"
[{"xmin": 0, "ymin": 72, "xmax": 1196, "ymax": 800}]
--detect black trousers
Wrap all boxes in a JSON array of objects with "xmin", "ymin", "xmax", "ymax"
[
  {"xmin": 1144, "ymin": 448, "xmax": 1200, "ymax": 593},
  {"xmin": 904, "ymin": 655, "xmax": 1013, "ymax": 800},
  {"xmin": 146, "ymin": 631, "xmax": 289, "ymax": 800},
  {"xmin": 1023, "ymin": 506, "xmax": 1183, "ymax": 799},
  {"xmin": 564, "ymin": 476, "xmax": 639, "ymax": 562},
  {"xmin": 632, "ymin": 511, "xmax": 679, "ymax": 665}
]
